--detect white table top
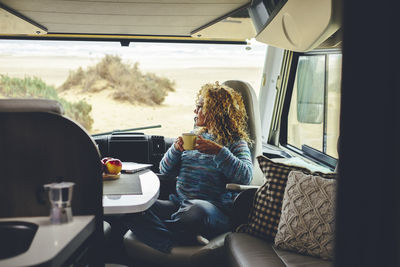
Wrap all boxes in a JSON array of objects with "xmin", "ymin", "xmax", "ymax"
[
  {"xmin": 0, "ymin": 216, "xmax": 95, "ymax": 267},
  {"xmin": 103, "ymin": 170, "xmax": 160, "ymax": 214}
]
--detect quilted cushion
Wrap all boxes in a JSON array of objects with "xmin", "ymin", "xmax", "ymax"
[
  {"xmin": 236, "ymin": 155, "xmax": 336, "ymax": 242},
  {"xmin": 274, "ymin": 171, "xmax": 336, "ymax": 260}
]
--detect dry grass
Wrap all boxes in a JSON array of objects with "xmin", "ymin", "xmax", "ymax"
[
  {"xmin": 59, "ymin": 55, "xmax": 175, "ymax": 105},
  {"xmin": 0, "ymin": 75, "xmax": 93, "ymax": 130}
]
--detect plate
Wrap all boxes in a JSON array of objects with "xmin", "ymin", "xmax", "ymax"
[{"xmin": 102, "ymin": 172, "xmax": 121, "ymax": 180}]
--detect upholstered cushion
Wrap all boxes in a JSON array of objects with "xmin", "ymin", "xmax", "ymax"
[
  {"xmin": 236, "ymin": 155, "xmax": 335, "ymax": 242},
  {"xmin": 104, "ymin": 220, "xmax": 112, "ymax": 243},
  {"xmin": 123, "ymin": 230, "xmax": 228, "ymax": 267},
  {"xmin": 225, "ymin": 233, "xmax": 332, "ymax": 267},
  {"xmin": 274, "ymin": 171, "xmax": 336, "ymax": 260},
  {"xmin": 225, "ymin": 233, "xmax": 285, "ymax": 267},
  {"xmin": 0, "ymin": 98, "xmax": 64, "ymax": 114},
  {"xmin": 273, "ymin": 246, "xmax": 332, "ymax": 267},
  {"xmin": 222, "ymin": 80, "xmax": 264, "ymax": 186}
]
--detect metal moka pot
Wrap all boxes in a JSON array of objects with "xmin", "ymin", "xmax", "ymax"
[{"xmin": 44, "ymin": 182, "xmax": 75, "ymax": 224}]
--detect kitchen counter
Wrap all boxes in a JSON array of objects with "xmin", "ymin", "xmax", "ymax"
[{"xmin": 0, "ymin": 216, "xmax": 95, "ymax": 267}]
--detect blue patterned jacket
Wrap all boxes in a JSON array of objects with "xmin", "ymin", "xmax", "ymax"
[{"xmin": 159, "ymin": 132, "xmax": 253, "ymax": 212}]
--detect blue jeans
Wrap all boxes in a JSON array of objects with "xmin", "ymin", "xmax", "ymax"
[{"xmin": 123, "ymin": 195, "xmax": 230, "ymax": 253}]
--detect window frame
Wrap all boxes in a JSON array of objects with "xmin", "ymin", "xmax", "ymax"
[{"xmin": 278, "ymin": 49, "xmax": 341, "ymax": 169}]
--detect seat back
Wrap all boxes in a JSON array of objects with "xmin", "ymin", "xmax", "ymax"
[
  {"xmin": 222, "ymin": 80, "xmax": 264, "ymax": 185},
  {"xmin": 0, "ymin": 98, "xmax": 65, "ymax": 114},
  {"xmin": 0, "ymin": 99, "xmax": 105, "ymax": 257},
  {"xmin": 0, "ymin": 98, "xmax": 103, "ymax": 218}
]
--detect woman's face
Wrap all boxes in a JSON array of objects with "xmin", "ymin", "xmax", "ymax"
[{"xmin": 194, "ymin": 97, "xmax": 206, "ymax": 127}]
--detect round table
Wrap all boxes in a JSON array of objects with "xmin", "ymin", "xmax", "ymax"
[{"xmin": 103, "ymin": 170, "xmax": 160, "ymax": 214}]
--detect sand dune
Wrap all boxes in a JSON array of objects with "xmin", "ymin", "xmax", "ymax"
[
  {"xmin": 0, "ymin": 54, "xmax": 264, "ymax": 138},
  {"xmin": 60, "ymin": 67, "xmax": 263, "ymax": 137}
]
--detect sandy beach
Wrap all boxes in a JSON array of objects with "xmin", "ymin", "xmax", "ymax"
[
  {"xmin": 0, "ymin": 49, "xmax": 265, "ymax": 137},
  {"xmin": 63, "ymin": 66, "xmax": 263, "ymax": 136}
]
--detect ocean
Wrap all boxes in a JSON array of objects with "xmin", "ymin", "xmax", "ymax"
[{"xmin": 0, "ymin": 39, "xmax": 267, "ymax": 69}]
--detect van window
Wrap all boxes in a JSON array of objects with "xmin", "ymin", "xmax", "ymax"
[
  {"xmin": 0, "ymin": 40, "xmax": 267, "ymax": 137},
  {"xmin": 287, "ymin": 52, "xmax": 342, "ymax": 158}
]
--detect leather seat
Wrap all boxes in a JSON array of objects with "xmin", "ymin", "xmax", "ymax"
[
  {"xmin": 0, "ymin": 98, "xmax": 103, "ymax": 219},
  {"xmin": 225, "ymin": 233, "xmax": 332, "ymax": 267},
  {"xmin": 122, "ymin": 80, "xmax": 264, "ymax": 266},
  {"xmin": 0, "ymin": 98, "xmax": 105, "ymax": 265},
  {"xmin": 104, "ymin": 221, "xmax": 112, "ymax": 243},
  {"xmin": 124, "ymin": 231, "xmax": 228, "ymax": 267},
  {"xmin": 223, "ymin": 80, "xmax": 264, "ymax": 185}
]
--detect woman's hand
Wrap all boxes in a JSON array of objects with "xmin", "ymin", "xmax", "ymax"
[
  {"xmin": 195, "ymin": 135, "xmax": 222, "ymax": 155},
  {"xmin": 174, "ymin": 136, "xmax": 184, "ymax": 152}
]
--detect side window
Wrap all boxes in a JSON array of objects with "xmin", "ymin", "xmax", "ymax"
[{"xmin": 287, "ymin": 53, "xmax": 342, "ymax": 158}]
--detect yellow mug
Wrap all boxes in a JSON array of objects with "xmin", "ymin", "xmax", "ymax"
[{"xmin": 182, "ymin": 133, "xmax": 197, "ymax": 150}]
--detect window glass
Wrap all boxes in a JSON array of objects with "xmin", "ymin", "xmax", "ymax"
[
  {"xmin": 287, "ymin": 53, "xmax": 341, "ymax": 158},
  {"xmin": 0, "ymin": 40, "xmax": 267, "ymax": 137},
  {"xmin": 296, "ymin": 56, "xmax": 325, "ymax": 124},
  {"xmin": 287, "ymin": 55, "xmax": 325, "ymax": 152},
  {"xmin": 325, "ymin": 54, "xmax": 342, "ymax": 157}
]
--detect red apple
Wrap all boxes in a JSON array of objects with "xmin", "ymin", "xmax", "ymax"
[
  {"xmin": 101, "ymin": 157, "xmax": 113, "ymax": 172},
  {"xmin": 101, "ymin": 157, "xmax": 113, "ymax": 165},
  {"xmin": 104, "ymin": 158, "xmax": 122, "ymax": 174}
]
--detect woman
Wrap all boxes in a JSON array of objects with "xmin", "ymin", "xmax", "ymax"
[{"xmin": 125, "ymin": 82, "xmax": 253, "ymax": 253}]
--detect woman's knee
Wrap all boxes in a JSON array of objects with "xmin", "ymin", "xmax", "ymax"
[
  {"xmin": 188, "ymin": 200, "xmax": 223, "ymax": 218},
  {"xmin": 172, "ymin": 200, "xmax": 216, "ymax": 225},
  {"xmin": 151, "ymin": 199, "xmax": 177, "ymax": 219},
  {"xmin": 181, "ymin": 203, "xmax": 207, "ymax": 223},
  {"xmin": 188, "ymin": 200, "xmax": 230, "ymax": 232}
]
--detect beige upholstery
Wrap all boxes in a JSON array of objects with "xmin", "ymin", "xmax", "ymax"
[
  {"xmin": 0, "ymin": 98, "xmax": 64, "ymax": 114},
  {"xmin": 222, "ymin": 80, "xmax": 264, "ymax": 186}
]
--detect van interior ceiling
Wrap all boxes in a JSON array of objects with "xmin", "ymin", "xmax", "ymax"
[
  {"xmin": 0, "ymin": 0, "xmax": 341, "ymax": 49},
  {"xmin": 0, "ymin": 0, "xmax": 254, "ymax": 43},
  {"xmin": 0, "ymin": 0, "xmax": 398, "ymax": 266}
]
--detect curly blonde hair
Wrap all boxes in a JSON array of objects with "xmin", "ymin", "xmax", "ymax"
[{"xmin": 195, "ymin": 82, "xmax": 251, "ymax": 146}]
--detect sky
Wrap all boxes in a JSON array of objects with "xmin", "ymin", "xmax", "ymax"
[{"xmin": 0, "ymin": 38, "xmax": 268, "ymax": 69}]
